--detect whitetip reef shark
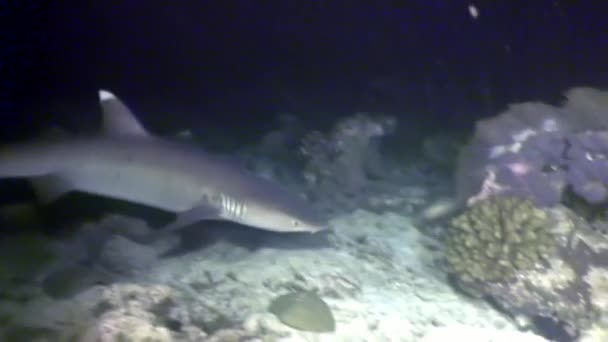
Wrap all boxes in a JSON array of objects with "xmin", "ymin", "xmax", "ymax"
[{"xmin": 0, "ymin": 90, "xmax": 327, "ymax": 233}]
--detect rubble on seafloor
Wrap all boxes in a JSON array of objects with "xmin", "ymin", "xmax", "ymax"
[{"xmin": 0, "ymin": 206, "xmax": 548, "ymax": 341}]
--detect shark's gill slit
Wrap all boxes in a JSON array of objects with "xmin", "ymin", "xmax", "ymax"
[
  {"xmin": 229, "ymin": 198, "xmax": 236, "ymax": 216},
  {"xmin": 220, "ymin": 194, "xmax": 228, "ymax": 215},
  {"xmin": 234, "ymin": 201, "xmax": 241, "ymax": 217},
  {"xmin": 220, "ymin": 193, "xmax": 241, "ymax": 218}
]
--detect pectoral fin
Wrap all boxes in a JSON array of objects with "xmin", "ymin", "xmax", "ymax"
[
  {"xmin": 162, "ymin": 205, "xmax": 220, "ymax": 232},
  {"xmin": 30, "ymin": 174, "xmax": 75, "ymax": 204}
]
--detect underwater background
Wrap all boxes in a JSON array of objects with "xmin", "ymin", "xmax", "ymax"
[{"xmin": 1, "ymin": 1, "xmax": 608, "ymax": 341}]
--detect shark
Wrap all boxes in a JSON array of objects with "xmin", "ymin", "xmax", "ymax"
[{"xmin": 0, "ymin": 90, "xmax": 327, "ymax": 233}]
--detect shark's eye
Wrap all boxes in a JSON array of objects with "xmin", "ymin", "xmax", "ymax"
[{"xmin": 292, "ymin": 220, "xmax": 300, "ymax": 227}]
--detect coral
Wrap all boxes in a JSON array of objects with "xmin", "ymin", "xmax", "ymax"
[
  {"xmin": 456, "ymin": 87, "xmax": 608, "ymax": 211},
  {"xmin": 300, "ymin": 112, "xmax": 395, "ymax": 191},
  {"xmin": 451, "ymin": 205, "xmax": 608, "ymax": 339},
  {"xmin": 563, "ymin": 87, "xmax": 608, "ymax": 130},
  {"xmin": 454, "ymin": 101, "xmax": 570, "ymax": 208},
  {"xmin": 421, "ymin": 133, "xmax": 465, "ymax": 168},
  {"xmin": 299, "ymin": 112, "xmax": 396, "ymax": 212},
  {"xmin": 565, "ymin": 130, "xmax": 608, "ymax": 204},
  {"xmin": 445, "ymin": 196, "xmax": 557, "ymax": 282},
  {"xmin": 473, "ymin": 102, "xmax": 569, "ymax": 149}
]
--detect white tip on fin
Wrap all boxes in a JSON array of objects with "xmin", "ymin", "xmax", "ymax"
[
  {"xmin": 99, "ymin": 89, "xmax": 116, "ymax": 101},
  {"xmin": 98, "ymin": 89, "xmax": 151, "ymax": 137}
]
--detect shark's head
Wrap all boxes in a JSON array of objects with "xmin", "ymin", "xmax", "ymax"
[
  {"xmin": 216, "ymin": 183, "xmax": 328, "ymax": 233},
  {"xmin": 241, "ymin": 202, "xmax": 327, "ymax": 233},
  {"xmin": 242, "ymin": 199, "xmax": 328, "ymax": 233}
]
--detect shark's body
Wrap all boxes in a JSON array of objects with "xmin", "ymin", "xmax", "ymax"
[{"xmin": 0, "ymin": 90, "xmax": 327, "ymax": 233}]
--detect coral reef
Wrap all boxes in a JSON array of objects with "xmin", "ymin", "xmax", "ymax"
[
  {"xmin": 20, "ymin": 90, "xmax": 608, "ymax": 340},
  {"xmin": 443, "ymin": 87, "xmax": 608, "ymax": 340}
]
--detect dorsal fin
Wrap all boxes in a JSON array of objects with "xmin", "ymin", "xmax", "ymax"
[{"xmin": 98, "ymin": 89, "xmax": 150, "ymax": 137}]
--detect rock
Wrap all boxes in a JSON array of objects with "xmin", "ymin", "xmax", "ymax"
[{"xmin": 269, "ymin": 291, "xmax": 335, "ymax": 332}]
